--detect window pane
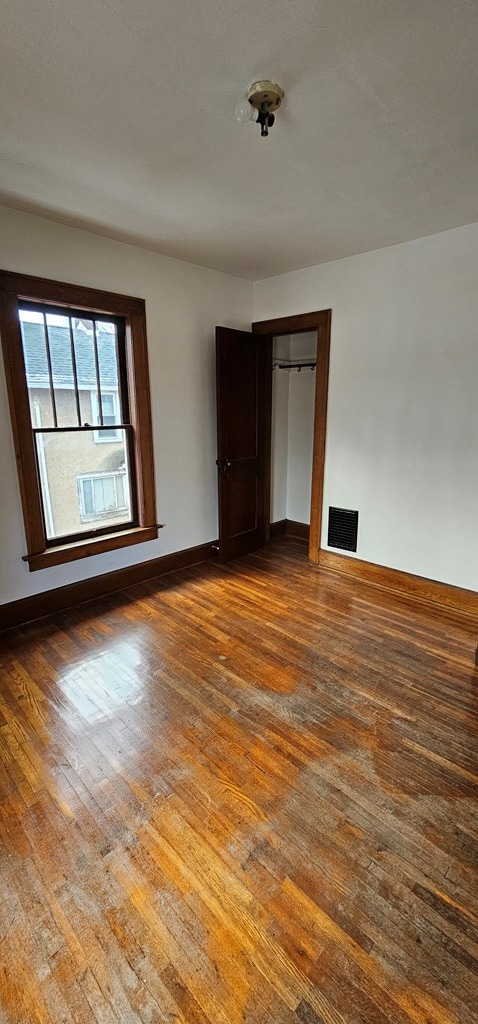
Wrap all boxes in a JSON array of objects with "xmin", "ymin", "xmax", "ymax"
[
  {"xmin": 102, "ymin": 393, "xmax": 116, "ymax": 419},
  {"xmin": 116, "ymin": 474, "xmax": 125, "ymax": 508},
  {"xmin": 91, "ymin": 477, "xmax": 102, "ymax": 510},
  {"xmin": 93, "ymin": 391, "xmax": 120, "ymax": 440},
  {"xmin": 34, "ymin": 428, "xmax": 133, "ymax": 541},
  {"xmin": 45, "ymin": 313, "xmax": 78, "ymax": 427},
  {"xmin": 19, "ymin": 311, "xmax": 55, "ymax": 427},
  {"xmin": 68, "ymin": 318, "xmax": 96, "ymax": 426},
  {"xmin": 98, "ymin": 475, "xmax": 116, "ymax": 511},
  {"xmin": 96, "ymin": 322, "xmax": 120, "ymax": 410},
  {"xmin": 82, "ymin": 478, "xmax": 94, "ymax": 515}
]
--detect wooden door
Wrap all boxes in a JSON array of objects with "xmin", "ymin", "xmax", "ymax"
[{"xmin": 216, "ymin": 326, "xmax": 272, "ymax": 562}]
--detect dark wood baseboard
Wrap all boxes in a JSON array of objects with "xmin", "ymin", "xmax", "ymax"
[
  {"xmin": 287, "ymin": 520, "xmax": 310, "ymax": 542},
  {"xmin": 319, "ymin": 549, "xmax": 478, "ymax": 618},
  {"xmin": 270, "ymin": 519, "xmax": 287, "ymax": 538},
  {"xmin": 270, "ymin": 519, "xmax": 310, "ymax": 543},
  {"xmin": 4, "ymin": 536, "xmax": 475, "ymax": 635},
  {"xmin": 0, "ymin": 541, "xmax": 217, "ymax": 632}
]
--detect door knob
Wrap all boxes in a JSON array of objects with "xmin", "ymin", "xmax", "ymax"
[{"xmin": 216, "ymin": 458, "xmax": 232, "ymax": 477}]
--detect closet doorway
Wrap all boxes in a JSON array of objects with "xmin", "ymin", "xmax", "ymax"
[
  {"xmin": 252, "ymin": 310, "xmax": 331, "ymax": 564},
  {"xmin": 271, "ymin": 330, "xmax": 318, "ymax": 542}
]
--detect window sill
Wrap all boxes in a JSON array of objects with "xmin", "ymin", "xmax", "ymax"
[{"xmin": 24, "ymin": 525, "xmax": 160, "ymax": 571}]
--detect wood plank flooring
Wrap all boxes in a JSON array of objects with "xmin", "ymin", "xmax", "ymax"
[{"xmin": 0, "ymin": 539, "xmax": 477, "ymax": 1024}]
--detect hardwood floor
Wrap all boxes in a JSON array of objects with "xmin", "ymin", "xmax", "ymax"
[{"xmin": 0, "ymin": 539, "xmax": 477, "ymax": 1024}]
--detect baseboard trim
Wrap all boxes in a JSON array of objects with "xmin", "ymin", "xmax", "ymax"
[
  {"xmin": 270, "ymin": 519, "xmax": 287, "ymax": 538},
  {"xmin": 287, "ymin": 520, "xmax": 310, "ymax": 542},
  {"xmin": 319, "ymin": 549, "xmax": 478, "ymax": 617},
  {"xmin": 1, "ymin": 541, "xmax": 217, "ymax": 632},
  {"xmin": 5, "ymin": 538, "xmax": 475, "ymax": 633},
  {"xmin": 271, "ymin": 519, "xmax": 310, "ymax": 542}
]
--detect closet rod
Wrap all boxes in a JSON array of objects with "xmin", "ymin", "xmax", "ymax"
[{"xmin": 274, "ymin": 360, "xmax": 317, "ymax": 371}]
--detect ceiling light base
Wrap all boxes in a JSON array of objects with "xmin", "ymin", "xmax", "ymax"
[{"xmin": 246, "ymin": 81, "xmax": 284, "ymax": 113}]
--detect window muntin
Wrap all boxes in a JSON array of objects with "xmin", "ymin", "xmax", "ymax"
[{"xmin": 18, "ymin": 303, "xmax": 137, "ymax": 546}]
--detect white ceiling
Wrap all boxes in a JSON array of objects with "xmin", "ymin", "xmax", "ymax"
[{"xmin": 1, "ymin": 0, "xmax": 477, "ymax": 280}]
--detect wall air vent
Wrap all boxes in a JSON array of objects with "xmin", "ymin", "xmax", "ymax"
[{"xmin": 327, "ymin": 507, "xmax": 359, "ymax": 552}]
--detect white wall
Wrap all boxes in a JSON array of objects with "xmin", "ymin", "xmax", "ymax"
[
  {"xmin": 0, "ymin": 206, "xmax": 252, "ymax": 604},
  {"xmin": 3, "ymin": 210, "xmax": 477, "ymax": 600},
  {"xmin": 255, "ymin": 223, "xmax": 478, "ymax": 591},
  {"xmin": 271, "ymin": 333, "xmax": 317, "ymax": 525}
]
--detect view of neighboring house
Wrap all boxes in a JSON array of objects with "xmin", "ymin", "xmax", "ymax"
[{"xmin": 20, "ymin": 313, "xmax": 133, "ymax": 541}]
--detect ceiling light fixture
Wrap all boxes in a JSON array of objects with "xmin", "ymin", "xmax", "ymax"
[{"xmin": 234, "ymin": 80, "xmax": 284, "ymax": 137}]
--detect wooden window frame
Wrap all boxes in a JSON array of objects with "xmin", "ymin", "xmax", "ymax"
[{"xmin": 0, "ymin": 270, "xmax": 158, "ymax": 570}]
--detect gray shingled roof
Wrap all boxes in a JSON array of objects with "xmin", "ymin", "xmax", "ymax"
[{"xmin": 21, "ymin": 323, "xmax": 119, "ymax": 390}]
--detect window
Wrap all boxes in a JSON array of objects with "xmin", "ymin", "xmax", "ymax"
[
  {"xmin": 0, "ymin": 271, "xmax": 158, "ymax": 570},
  {"xmin": 18, "ymin": 305, "xmax": 135, "ymax": 543},
  {"xmin": 78, "ymin": 471, "xmax": 129, "ymax": 522}
]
